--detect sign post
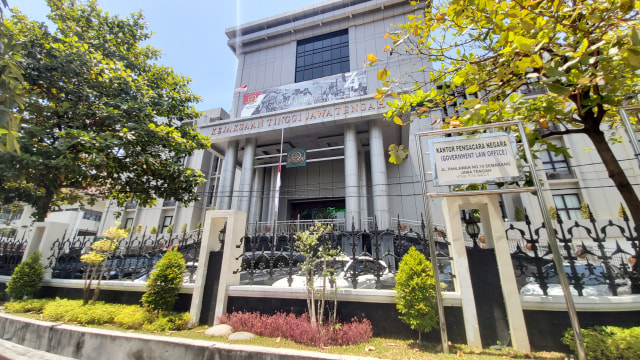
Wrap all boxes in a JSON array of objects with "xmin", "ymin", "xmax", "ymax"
[{"xmin": 416, "ymin": 121, "xmax": 586, "ymax": 359}]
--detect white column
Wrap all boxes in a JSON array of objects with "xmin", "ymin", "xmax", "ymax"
[
  {"xmin": 481, "ymin": 197, "xmax": 531, "ymax": 353},
  {"xmin": 441, "ymin": 197, "xmax": 482, "ymax": 349},
  {"xmin": 215, "ymin": 140, "xmax": 238, "ymax": 210},
  {"xmin": 190, "ymin": 209, "xmax": 246, "ymax": 326},
  {"xmin": 249, "ymin": 167, "xmax": 265, "ymax": 224},
  {"xmin": 237, "ymin": 138, "xmax": 256, "ymax": 215},
  {"xmin": 369, "ymin": 120, "xmax": 390, "ymax": 229},
  {"xmin": 359, "ymin": 147, "xmax": 369, "ymax": 230},
  {"xmin": 344, "ymin": 124, "xmax": 360, "ymax": 230},
  {"xmin": 441, "ymin": 195, "xmax": 531, "ymax": 352}
]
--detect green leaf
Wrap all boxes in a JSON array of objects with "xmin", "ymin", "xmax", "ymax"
[
  {"xmin": 388, "ymin": 144, "xmax": 408, "ymax": 165},
  {"xmin": 575, "ymin": 38, "xmax": 588, "ymax": 56},
  {"xmin": 463, "ymin": 98, "xmax": 481, "ymax": 108},
  {"xmin": 465, "ymin": 84, "xmax": 479, "ymax": 94},
  {"xmin": 627, "ymin": 48, "xmax": 640, "ymax": 68},
  {"xmin": 377, "ymin": 68, "xmax": 390, "ymax": 81},
  {"xmin": 620, "ymin": 0, "xmax": 634, "ymax": 14},
  {"xmin": 546, "ymin": 83, "xmax": 571, "ymax": 95},
  {"xmin": 632, "ymin": 28, "xmax": 640, "ymax": 47},
  {"xmin": 515, "ymin": 36, "xmax": 534, "ymax": 53},
  {"xmin": 545, "ymin": 67, "xmax": 565, "ymax": 78}
]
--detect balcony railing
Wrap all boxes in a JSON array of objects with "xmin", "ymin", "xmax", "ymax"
[
  {"xmin": 124, "ymin": 201, "xmax": 138, "ymax": 209},
  {"xmin": 545, "ymin": 168, "xmax": 575, "ymax": 180},
  {"xmin": 162, "ymin": 200, "xmax": 177, "ymax": 208}
]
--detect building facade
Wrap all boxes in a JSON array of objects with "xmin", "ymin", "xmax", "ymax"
[
  {"xmin": 206, "ymin": 0, "xmax": 433, "ymax": 232},
  {"xmin": 199, "ymin": 0, "xmax": 640, "ymax": 234}
]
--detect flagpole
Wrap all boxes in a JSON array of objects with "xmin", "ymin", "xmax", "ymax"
[{"xmin": 273, "ymin": 125, "xmax": 284, "ymax": 238}]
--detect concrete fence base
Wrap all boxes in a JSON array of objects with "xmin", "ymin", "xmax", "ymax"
[{"xmin": 0, "ymin": 313, "xmax": 379, "ymax": 360}]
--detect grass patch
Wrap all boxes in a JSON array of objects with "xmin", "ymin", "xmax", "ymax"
[
  {"xmin": 4, "ymin": 298, "xmax": 53, "ymax": 314},
  {"xmin": 165, "ymin": 329, "xmax": 566, "ymax": 360}
]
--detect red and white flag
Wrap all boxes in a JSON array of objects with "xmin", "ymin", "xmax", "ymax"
[
  {"xmin": 274, "ymin": 159, "xmax": 281, "ymax": 214},
  {"xmin": 274, "ymin": 126, "xmax": 284, "ymax": 216},
  {"xmin": 234, "ymin": 84, "xmax": 248, "ymax": 93}
]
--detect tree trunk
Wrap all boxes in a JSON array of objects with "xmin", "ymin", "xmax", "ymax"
[
  {"xmin": 586, "ymin": 128, "xmax": 640, "ymax": 233},
  {"xmin": 35, "ymin": 187, "xmax": 55, "ymax": 222}
]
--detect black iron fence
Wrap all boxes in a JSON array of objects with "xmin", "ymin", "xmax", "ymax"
[
  {"xmin": 0, "ymin": 231, "xmax": 28, "ymax": 276},
  {"xmin": 507, "ymin": 209, "xmax": 639, "ymax": 297},
  {"xmin": 5, "ymin": 209, "xmax": 639, "ymax": 298},
  {"xmin": 236, "ymin": 218, "xmax": 454, "ymax": 291},
  {"xmin": 46, "ymin": 229, "xmax": 201, "ymax": 284}
]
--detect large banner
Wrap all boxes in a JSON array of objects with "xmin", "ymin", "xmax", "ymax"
[
  {"xmin": 428, "ymin": 133, "xmax": 521, "ymax": 186},
  {"xmin": 240, "ymin": 70, "xmax": 367, "ymax": 117}
]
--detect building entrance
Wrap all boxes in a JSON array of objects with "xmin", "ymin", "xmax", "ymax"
[{"xmin": 290, "ymin": 198, "xmax": 345, "ymax": 221}]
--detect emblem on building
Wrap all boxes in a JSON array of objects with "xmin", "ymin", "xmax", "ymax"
[{"xmin": 287, "ymin": 148, "xmax": 307, "ymax": 168}]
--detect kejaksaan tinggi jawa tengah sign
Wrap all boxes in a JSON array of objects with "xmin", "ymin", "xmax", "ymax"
[{"xmin": 428, "ymin": 133, "xmax": 522, "ymax": 186}]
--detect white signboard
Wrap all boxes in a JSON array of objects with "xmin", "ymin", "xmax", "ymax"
[{"xmin": 429, "ymin": 133, "xmax": 521, "ymax": 186}]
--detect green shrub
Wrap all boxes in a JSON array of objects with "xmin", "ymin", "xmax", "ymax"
[
  {"xmin": 41, "ymin": 299, "xmax": 122, "ymax": 325},
  {"xmin": 142, "ymin": 312, "xmax": 190, "ymax": 332},
  {"xmin": 581, "ymin": 202, "xmax": 591, "ymax": 219},
  {"xmin": 395, "ymin": 247, "xmax": 438, "ymax": 342},
  {"xmin": 514, "ymin": 206, "xmax": 524, "ymax": 222},
  {"xmin": 6, "ymin": 252, "xmax": 45, "ymax": 300},
  {"xmin": 142, "ymin": 250, "xmax": 185, "ymax": 313},
  {"xmin": 113, "ymin": 306, "xmax": 152, "ymax": 330},
  {"xmin": 4, "ymin": 298, "xmax": 53, "ymax": 313},
  {"xmin": 563, "ymin": 326, "xmax": 640, "ymax": 360}
]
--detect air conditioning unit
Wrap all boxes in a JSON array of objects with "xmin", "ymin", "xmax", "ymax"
[{"xmin": 547, "ymin": 172, "xmax": 559, "ymax": 179}]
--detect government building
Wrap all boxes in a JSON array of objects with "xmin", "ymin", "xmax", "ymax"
[{"xmin": 204, "ymin": 0, "xmax": 432, "ymax": 232}]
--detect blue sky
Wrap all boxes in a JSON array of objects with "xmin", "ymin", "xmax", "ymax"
[{"xmin": 12, "ymin": 0, "xmax": 322, "ymax": 112}]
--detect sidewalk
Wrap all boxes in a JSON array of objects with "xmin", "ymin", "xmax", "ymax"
[{"xmin": 0, "ymin": 338, "xmax": 76, "ymax": 360}]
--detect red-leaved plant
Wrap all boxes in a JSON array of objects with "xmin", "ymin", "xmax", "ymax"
[{"xmin": 218, "ymin": 311, "xmax": 372, "ymax": 347}]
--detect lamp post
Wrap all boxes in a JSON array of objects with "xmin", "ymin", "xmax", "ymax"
[
  {"xmin": 218, "ymin": 221, "xmax": 227, "ymax": 249},
  {"xmin": 465, "ymin": 215, "xmax": 481, "ymax": 249}
]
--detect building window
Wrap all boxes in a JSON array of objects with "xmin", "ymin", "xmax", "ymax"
[
  {"xmin": 540, "ymin": 150, "xmax": 571, "ymax": 179},
  {"xmin": 295, "ymin": 29, "xmax": 349, "ymax": 83},
  {"xmin": 161, "ymin": 216, "xmax": 173, "ymax": 234},
  {"xmin": 124, "ymin": 218, "xmax": 134, "ymax": 229},
  {"xmin": 553, "ymin": 194, "xmax": 581, "ymax": 220},
  {"xmin": 206, "ymin": 183, "xmax": 216, "ymax": 208},
  {"xmin": 82, "ymin": 209, "xmax": 102, "ymax": 222}
]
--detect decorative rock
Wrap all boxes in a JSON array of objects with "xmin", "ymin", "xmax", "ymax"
[
  {"xmin": 228, "ymin": 331, "xmax": 256, "ymax": 341},
  {"xmin": 205, "ymin": 324, "xmax": 233, "ymax": 337}
]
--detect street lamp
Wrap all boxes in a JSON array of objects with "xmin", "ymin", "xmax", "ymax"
[
  {"xmin": 218, "ymin": 221, "xmax": 227, "ymax": 248},
  {"xmin": 465, "ymin": 215, "xmax": 480, "ymax": 249}
]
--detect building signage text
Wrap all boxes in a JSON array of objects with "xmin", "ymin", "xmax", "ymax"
[
  {"xmin": 211, "ymin": 100, "xmax": 385, "ymax": 136},
  {"xmin": 429, "ymin": 133, "xmax": 521, "ymax": 186}
]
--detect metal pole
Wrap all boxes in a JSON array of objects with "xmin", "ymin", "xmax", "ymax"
[
  {"xmin": 416, "ymin": 132, "xmax": 449, "ymax": 354},
  {"xmin": 619, "ymin": 106, "xmax": 640, "ymax": 167},
  {"xmin": 516, "ymin": 122, "xmax": 586, "ymax": 360}
]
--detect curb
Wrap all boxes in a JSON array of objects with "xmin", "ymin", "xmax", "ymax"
[{"xmin": 0, "ymin": 313, "xmax": 384, "ymax": 360}]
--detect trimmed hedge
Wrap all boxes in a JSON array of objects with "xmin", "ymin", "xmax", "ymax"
[
  {"xmin": 563, "ymin": 326, "xmax": 640, "ymax": 360},
  {"xmin": 4, "ymin": 298, "xmax": 189, "ymax": 331}
]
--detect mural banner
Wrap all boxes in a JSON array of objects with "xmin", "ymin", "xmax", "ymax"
[{"xmin": 240, "ymin": 70, "xmax": 367, "ymax": 117}]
